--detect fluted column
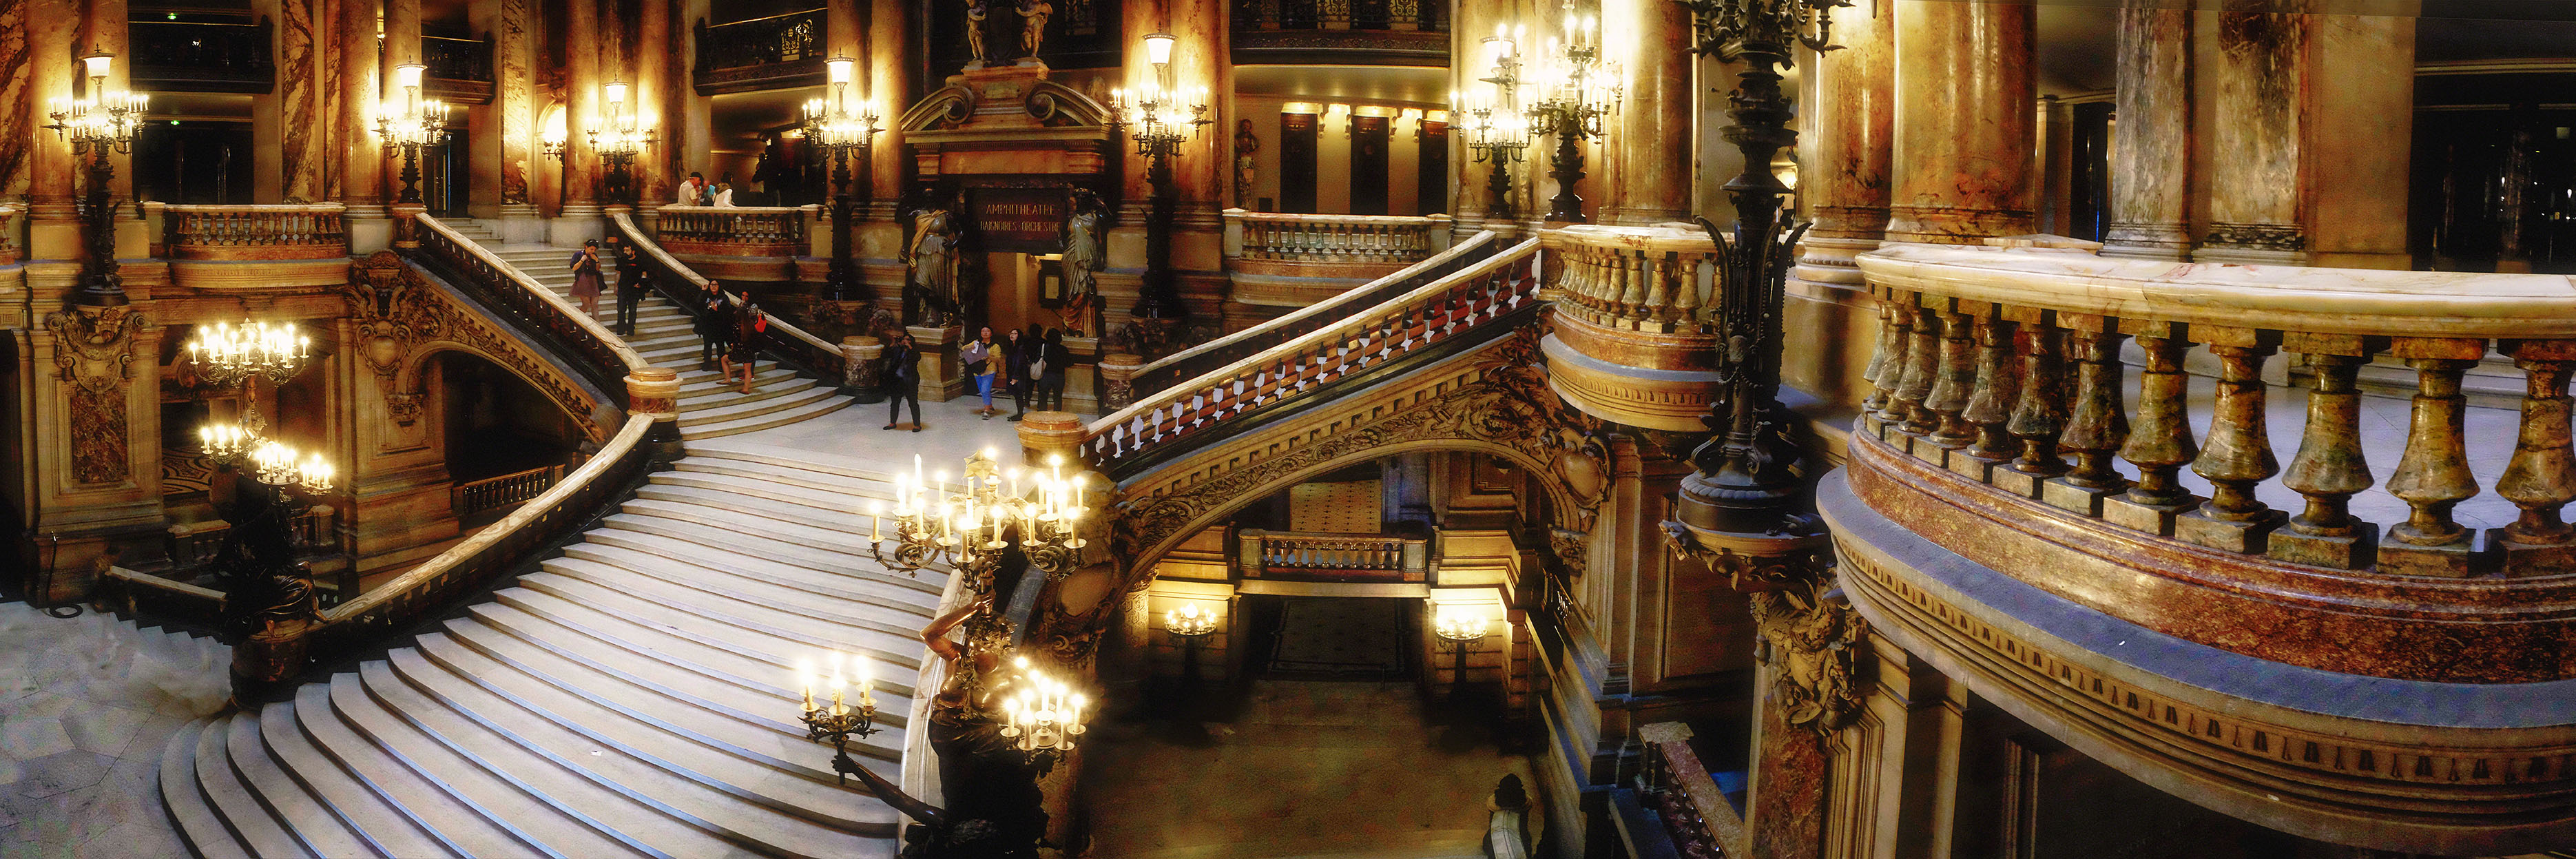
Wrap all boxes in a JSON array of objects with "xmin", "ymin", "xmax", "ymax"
[
  {"xmin": 2194, "ymin": 3, "xmax": 2307, "ymax": 265},
  {"xmin": 338, "ymin": 0, "xmax": 390, "ymax": 251},
  {"xmin": 1603, "ymin": 0, "xmax": 1692, "ymax": 226},
  {"xmin": 1884, "ymin": 0, "xmax": 2033, "ymax": 244},
  {"xmin": 557, "ymin": 0, "xmax": 605, "ymax": 242},
  {"xmin": 1791, "ymin": 0, "xmax": 1895, "ymax": 284},
  {"xmin": 2099, "ymin": 7, "xmax": 2192, "ymax": 260}
]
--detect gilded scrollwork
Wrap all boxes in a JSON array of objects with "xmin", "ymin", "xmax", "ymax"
[
  {"xmin": 46, "ymin": 306, "xmax": 148, "ymax": 485},
  {"xmin": 1751, "ymin": 575, "xmax": 1865, "ymax": 735},
  {"xmin": 344, "ymin": 251, "xmax": 605, "ymax": 442}
]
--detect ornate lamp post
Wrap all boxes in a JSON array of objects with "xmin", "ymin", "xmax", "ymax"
[
  {"xmin": 45, "ymin": 50, "xmax": 149, "ymax": 307},
  {"xmin": 591, "ymin": 80, "xmax": 654, "ymax": 207},
  {"xmin": 1164, "ymin": 601, "xmax": 1219, "ymax": 692},
  {"xmin": 374, "ymin": 63, "xmax": 450, "ymax": 206},
  {"xmin": 1456, "ymin": 32, "xmax": 1530, "ymax": 226},
  {"xmin": 1528, "ymin": 4, "xmax": 1621, "ymax": 223},
  {"xmin": 802, "ymin": 56, "xmax": 882, "ymax": 302},
  {"xmin": 1110, "ymin": 33, "xmax": 1212, "ymax": 320},
  {"xmin": 1431, "ymin": 606, "xmax": 1489, "ymax": 703}
]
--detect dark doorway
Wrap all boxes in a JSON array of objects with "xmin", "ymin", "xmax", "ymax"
[
  {"xmin": 1350, "ymin": 114, "xmax": 1391, "ymax": 216},
  {"xmin": 134, "ymin": 121, "xmax": 253, "ymax": 205},
  {"xmin": 1245, "ymin": 594, "xmax": 1415, "ymax": 681},
  {"xmin": 1280, "ymin": 111, "xmax": 1319, "ymax": 214}
]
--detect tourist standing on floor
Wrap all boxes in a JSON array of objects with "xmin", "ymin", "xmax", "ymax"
[
  {"xmin": 695, "ymin": 282, "xmax": 729, "ymax": 370},
  {"xmin": 676, "ymin": 172, "xmax": 705, "ymax": 206},
  {"xmin": 727, "ymin": 293, "xmax": 763, "ymax": 394},
  {"xmin": 568, "ymin": 240, "xmax": 604, "ymax": 317},
  {"xmin": 1002, "ymin": 327, "xmax": 1033, "ymax": 421},
  {"xmin": 883, "ymin": 332, "xmax": 924, "ymax": 431},
  {"xmin": 612, "ymin": 238, "xmax": 647, "ymax": 335},
  {"xmin": 964, "ymin": 326, "xmax": 999, "ymax": 420},
  {"xmin": 1035, "ymin": 329, "xmax": 1069, "ymax": 413}
]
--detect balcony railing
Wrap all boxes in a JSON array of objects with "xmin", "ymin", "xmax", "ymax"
[
  {"xmin": 1236, "ymin": 528, "xmax": 1429, "ymax": 583},
  {"xmin": 1229, "ymin": 209, "xmax": 1449, "ymax": 265},
  {"xmin": 1544, "ymin": 224, "xmax": 1721, "ymax": 335},
  {"xmin": 654, "ymin": 205, "xmax": 811, "ymax": 257},
  {"xmin": 1138, "ymin": 230, "xmax": 1497, "ymax": 399},
  {"xmin": 424, "ymin": 34, "xmax": 495, "ymax": 103},
  {"xmin": 159, "ymin": 203, "xmax": 347, "ymax": 260},
  {"xmin": 131, "ymin": 18, "xmax": 275, "ymax": 93},
  {"xmin": 1232, "ymin": 0, "xmax": 1446, "ymax": 65},
  {"xmin": 414, "ymin": 214, "xmax": 650, "ymax": 404},
  {"xmin": 453, "ymin": 464, "xmax": 566, "ymax": 521},
  {"xmin": 1847, "ymin": 241, "xmax": 2576, "ymax": 683},
  {"xmin": 694, "ymin": 9, "xmax": 826, "ymax": 94},
  {"xmin": 615, "ymin": 210, "xmax": 849, "ymax": 384}
]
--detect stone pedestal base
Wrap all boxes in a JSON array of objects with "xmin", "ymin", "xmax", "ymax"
[
  {"xmin": 1017, "ymin": 411, "xmax": 1088, "ymax": 466},
  {"xmin": 2488, "ymin": 528, "xmax": 2576, "ymax": 577},
  {"xmin": 498, "ymin": 204, "xmax": 548, "ymax": 245},
  {"xmin": 346, "ymin": 209, "xmax": 395, "ymax": 255},
  {"xmin": 842, "ymin": 335, "xmax": 887, "ymax": 403},
  {"xmin": 908, "ymin": 324, "xmax": 966, "ymax": 402},
  {"xmin": 2175, "ymin": 508, "xmax": 2286, "ymax": 555},
  {"xmin": 2269, "ymin": 524, "xmax": 2380, "ymax": 570},
  {"xmin": 550, "ymin": 205, "xmax": 606, "ymax": 247}
]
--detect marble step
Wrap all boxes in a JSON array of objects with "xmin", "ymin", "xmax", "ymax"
[
  {"xmin": 355, "ymin": 660, "xmax": 726, "ymax": 857},
  {"xmin": 225, "ymin": 712, "xmax": 373, "ymax": 858},
  {"xmin": 647, "ymin": 468, "xmax": 899, "ymax": 522},
  {"xmin": 682, "ymin": 442, "xmax": 963, "ymax": 493},
  {"xmin": 674, "ymin": 382, "xmax": 836, "ymax": 426},
  {"xmin": 503, "ymin": 572, "xmax": 922, "ymax": 692},
  {"xmin": 679, "ymin": 395, "xmax": 853, "ymax": 441},
  {"xmin": 679, "ymin": 366, "xmax": 804, "ymax": 397},
  {"xmin": 195, "ymin": 714, "xmax": 314, "ymax": 858},
  {"xmin": 584, "ymin": 512, "xmax": 937, "ymax": 598},
  {"xmin": 528, "ymin": 559, "xmax": 925, "ymax": 665},
  {"xmin": 291, "ymin": 683, "xmax": 538, "ymax": 857},
  {"xmin": 383, "ymin": 645, "xmax": 888, "ymax": 858},
  {"xmin": 572, "ymin": 526, "xmax": 944, "ymax": 608},
  {"xmin": 418, "ymin": 623, "xmax": 908, "ymax": 800},
  {"xmin": 437, "ymin": 611, "xmax": 910, "ymax": 776},
  {"xmin": 607, "ymin": 496, "xmax": 883, "ymax": 561},
  {"xmin": 667, "ymin": 455, "xmax": 900, "ymax": 503},
  {"xmin": 257, "ymin": 696, "xmax": 451, "ymax": 858},
  {"xmin": 623, "ymin": 482, "xmax": 880, "ymax": 544},
  {"xmin": 327, "ymin": 672, "xmax": 638, "ymax": 858},
  {"xmin": 546, "ymin": 542, "xmax": 935, "ymax": 646},
  {"xmin": 161, "ymin": 721, "xmax": 255, "ymax": 859}
]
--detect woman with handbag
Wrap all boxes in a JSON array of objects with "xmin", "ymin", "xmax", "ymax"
[
  {"xmin": 567, "ymin": 240, "xmax": 605, "ymax": 316},
  {"xmin": 725, "ymin": 293, "xmax": 763, "ymax": 394},
  {"xmin": 964, "ymin": 326, "xmax": 999, "ymax": 420},
  {"xmin": 1001, "ymin": 327, "xmax": 1033, "ymax": 422}
]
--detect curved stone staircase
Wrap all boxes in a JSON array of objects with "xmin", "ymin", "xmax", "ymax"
[
  {"xmin": 156, "ymin": 444, "xmax": 942, "ymax": 858},
  {"xmin": 439, "ymin": 219, "xmax": 852, "ymax": 440}
]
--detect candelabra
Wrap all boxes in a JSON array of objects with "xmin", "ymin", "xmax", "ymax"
[
  {"xmin": 188, "ymin": 319, "xmax": 314, "ymax": 446},
  {"xmin": 592, "ymin": 81, "xmax": 656, "ymax": 207},
  {"xmin": 198, "ymin": 422, "xmax": 257, "ymax": 466},
  {"xmin": 1165, "ymin": 602, "xmax": 1219, "ymax": 692},
  {"xmin": 45, "ymin": 50, "xmax": 149, "ymax": 307},
  {"xmin": 796, "ymin": 652, "xmax": 881, "ymax": 786},
  {"xmin": 248, "ymin": 440, "xmax": 336, "ymax": 493},
  {"xmin": 1432, "ymin": 607, "xmax": 1489, "ymax": 702},
  {"xmin": 1668, "ymin": 0, "xmax": 1850, "ymax": 532},
  {"xmin": 1456, "ymin": 31, "xmax": 1530, "ymax": 225},
  {"xmin": 865, "ymin": 449, "xmax": 1091, "ymax": 597},
  {"xmin": 802, "ymin": 56, "xmax": 882, "ymax": 302},
  {"xmin": 1110, "ymin": 32, "xmax": 1212, "ymax": 320},
  {"xmin": 996, "ymin": 655, "xmax": 1090, "ymax": 766},
  {"xmin": 1529, "ymin": 3, "xmax": 1622, "ymax": 223},
  {"xmin": 375, "ymin": 63, "xmax": 450, "ymax": 206}
]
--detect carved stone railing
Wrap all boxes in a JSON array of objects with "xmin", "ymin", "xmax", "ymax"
[
  {"xmin": 453, "ymin": 464, "xmax": 565, "ymax": 520},
  {"xmin": 160, "ymin": 203, "xmax": 347, "ymax": 260},
  {"xmin": 1236, "ymin": 528, "xmax": 1429, "ymax": 583},
  {"xmin": 413, "ymin": 214, "xmax": 650, "ymax": 403},
  {"xmin": 1635, "ymin": 723, "xmax": 1744, "ymax": 859},
  {"xmin": 132, "ymin": 18, "xmax": 275, "ymax": 93},
  {"xmin": 1849, "ymin": 242, "xmax": 2576, "ymax": 683},
  {"xmin": 163, "ymin": 506, "xmax": 339, "ymax": 576},
  {"xmin": 614, "ymin": 210, "xmax": 847, "ymax": 384},
  {"xmin": 1542, "ymin": 224, "xmax": 1721, "ymax": 335},
  {"xmin": 1227, "ymin": 210, "xmax": 1450, "ymax": 265},
  {"xmin": 1085, "ymin": 238, "xmax": 1541, "ymax": 478},
  {"xmin": 1232, "ymin": 0, "xmax": 1446, "ymax": 64},
  {"xmin": 1142, "ymin": 231, "xmax": 1497, "ymax": 398},
  {"xmin": 693, "ymin": 9, "xmax": 827, "ymax": 94},
  {"xmin": 653, "ymin": 205, "xmax": 811, "ymax": 257},
  {"xmin": 423, "ymin": 33, "xmax": 496, "ymax": 103}
]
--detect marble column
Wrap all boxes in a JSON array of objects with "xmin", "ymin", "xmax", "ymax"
[
  {"xmin": 0, "ymin": 0, "xmax": 30, "ymax": 206},
  {"xmin": 858, "ymin": 0, "xmax": 911, "ymax": 304},
  {"xmin": 634, "ymin": 0, "xmax": 672, "ymax": 207},
  {"xmin": 2099, "ymin": 7, "xmax": 2193, "ymax": 260},
  {"xmin": 24, "ymin": 0, "xmax": 81, "ymax": 272},
  {"xmin": 557, "ymin": 0, "xmax": 606, "ymax": 244},
  {"xmin": 483, "ymin": 0, "xmax": 545, "ymax": 240},
  {"xmin": 382, "ymin": 0, "xmax": 423, "ymax": 207},
  {"xmin": 1883, "ymin": 0, "xmax": 2034, "ymax": 245},
  {"xmin": 2193, "ymin": 3, "xmax": 2307, "ymax": 265},
  {"xmin": 340, "ymin": 0, "xmax": 391, "ymax": 253},
  {"xmin": 1790, "ymin": 0, "xmax": 1895, "ymax": 286},
  {"xmin": 1446, "ymin": 0, "xmax": 1504, "ymax": 238},
  {"xmin": 2304, "ymin": 14, "xmax": 2413, "ymax": 270},
  {"xmin": 1170, "ymin": 0, "xmax": 1229, "ymax": 331},
  {"xmin": 276, "ymin": 0, "xmax": 330, "ymax": 203},
  {"xmin": 1603, "ymin": 0, "xmax": 1692, "ymax": 226}
]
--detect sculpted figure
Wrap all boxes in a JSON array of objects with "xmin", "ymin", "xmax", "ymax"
[
  {"xmin": 965, "ymin": 0, "xmax": 990, "ymax": 65},
  {"xmin": 910, "ymin": 200, "xmax": 963, "ymax": 325},
  {"xmin": 1234, "ymin": 118, "xmax": 1260, "ymax": 207},
  {"xmin": 1017, "ymin": 0, "xmax": 1052, "ymax": 59},
  {"xmin": 1060, "ymin": 189, "xmax": 1105, "ymax": 307}
]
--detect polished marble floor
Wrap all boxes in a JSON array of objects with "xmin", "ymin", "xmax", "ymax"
[{"xmin": 0, "ymin": 601, "xmax": 228, "ymax": 859}]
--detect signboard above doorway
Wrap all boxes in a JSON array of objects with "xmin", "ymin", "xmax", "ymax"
[{"xmin": 970, "ymin": 187, "xmax": 1069, "ymax": 254}]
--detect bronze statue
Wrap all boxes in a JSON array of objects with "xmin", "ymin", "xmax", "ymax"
[
  {"xmin": 1060, "ymin": 188, "xmax": 1105, "ymax": 313},
  {"xmin": 1234, "ymin": 118, "xmax": 1260, "ymax": 208},
  {"xmin": 909, "ymin": 197, "xmax": 964, "ymax": 326},
  {"xmin": 964, "ymin": 0, "xmax": 991, "ymax": 65},
  {"xmin": 1016, "ymin": 0, "xmax": 1052, "ymax": 61}
]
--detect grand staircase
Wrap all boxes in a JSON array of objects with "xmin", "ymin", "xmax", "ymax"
[
  {"xmin": 439, "ymin": 219, "xmax": 851, "ymax": 441},
  {"xmin": 157, "ymin": 444, "xmax": 943, "ymax": 858}
]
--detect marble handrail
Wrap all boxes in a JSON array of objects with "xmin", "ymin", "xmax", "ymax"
[
  {"xmin": 1084, "ymin": 238, "xmax": 1542, "ymax": 468},
  {"xmin": 1225, "ymin": 209, "xmax": 1451, "ymax": 265},
  {"xmin": 1134, "ymin": 230, "xmax": 1499, "ymax": 397},
  {"xmin": 1852, "ymin": 242, "xmax": 2576, "ymax": 581},
  {"xmin": 1639, "ymin": 722, "xmax": 1745, "ymax": 859},
  {"xmin": 1541, "ymin": 223, "xmax": 1721, "ymax": 335},
  {"xmin": 610, "ymin": 210, "xmax": 844, "ymax": 373},
  {"xmin": 415, "ymin": 212, "xmax": 651, "ymax": 375},
  {"xmin": 654, "ymin": 204, "xmax": 810, "ymax": 253}
]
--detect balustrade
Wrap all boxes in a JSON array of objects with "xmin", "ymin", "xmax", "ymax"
[
  {"xmin": 1636, "ymin": 723, "xmax": 1742, "ymax": 859},
  {"xmin": 1087, "ymin": 238, "xmax": 1542, "ymax": 475},
  {"xmin": 1228, "ymin": 210, "xmax": 1448, "ymax": 265},
  {"xmin": 132, "ymin": 18, "xmax": 275, "ymax": 92},
  {"xmin": 423, "ymin": 34, "xmax": 494, "ymax": 83},
  {"xmin": 1154, "ymin": 231, "xmax": 1496, "ymax": 400},
  {"xmin": 1236, "ymin": 529, "xmax": 1429, "ymax": 582},
  {"xmin": 654, "ymin": 205, "xmax": 811, "ymax": 256},
  {"xmin": 614, "ymin": 211, "xmax": 847, "ymax": 383},
  {"xmin": 1235, "ymin": 0, "xmax": 1441, "ymax": 31},
  {"xmin": 1541, "ymin": 225, "xmax": 1720, "ymax": 335},
  {"xmin": 413, "ymin": 214, "xmax": 648, "ymax": 401},
  {"xmin": 693, "ymin": 10, "xmax": 825, "ymax": 93},
  {"xmin": 1856, "ymin": 242, "xmax": 2576, "ymax": 581},
  {"xmin": 453, "ymin": 464, "xmax": 566, "ymax": 520},
  {"xmin": 160, "ymin": 204, "xmax": 347, "ymax": 260}
]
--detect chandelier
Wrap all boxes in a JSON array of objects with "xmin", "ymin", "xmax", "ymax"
[
  {"xmin": 1165, "ymin": 603, "xmax": 1218, "ymax": 638},
  {"xmin": 45, "ymin": 52, "xmax": 147, "ymax": 155},
  {"xmin": 189, "ymin": 320, "xmax": 312, "ymax": 388},
  {"xmin": 996, "ymin": 655, "xmax": 1090, "ymax": 760},
  {"xmin": 796, "ymin": 652, "xmax": 880, "ymax": 785},
  {"xmin": 248, "ymin": 440, "xmax": 334, "ymax": 492},
  {"xmin": 1532, "ymin": 5, "xmax": 1621, "ymax": 139},
  {"xmin": 866, "ymin": 449, "xmax": 1090, "ymax": 593},
  {"xmin": 198, "ymin": 422, "xmax": 257, "ymax": 466},
  {"xmin": 1110, "ymin": 34, "xmax": 1213, "ymax": 158}
]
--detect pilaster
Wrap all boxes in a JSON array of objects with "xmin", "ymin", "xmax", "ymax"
[{"xmin": 2193, "ymin": 3, "xmax": 2308, "ymax": 265}]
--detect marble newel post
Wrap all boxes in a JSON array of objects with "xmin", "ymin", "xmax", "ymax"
[
  {"xmin": 340, "ymin": 0, "xmax": 391, "ymax": 252},
  {"xmin": 1883, "ymin": 0, "xmax": 2034, "ymax": 244},
  {"xmin": 557, "ymin": 0, "xmax": 605, "ymax": 245},
  {"xmin": 2194, "ymin": 4, "xmax": 2307, "ymax": 265},
  {"xmin": 2099, "ymin": 7, "xmax": 2192, "ymax": 260},
  {"xmin": 1606, "ymin": 0, "xmax": 1694, "ymax": 226},
  {"xmin": 1790, "ymin": 0, "xmax": 1895, "ymax": 284}
]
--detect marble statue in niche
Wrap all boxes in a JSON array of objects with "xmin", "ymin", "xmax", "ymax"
[
  {"xmin": 1061, "ymin": 188, "xmax": 1106, "ymax": 319},
  {"xmin": 1235, "ymin": 118, "xmax": 1260, "ymax": 209},
  {"xmin": 911, "ymin": 195, "xmax": 965, "ymax": 326},
  {"xmin": 964, "ymin": 0, "xmax": 991, "ymax": 67},
  {"xmin": 1017, "ymin": 0, "xmax": 1052, "ymax": 61}
]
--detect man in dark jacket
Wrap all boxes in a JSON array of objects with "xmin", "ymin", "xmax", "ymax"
[
  {"xmin": 612, "ymin": 238, "xmax": 648, "ymax": 335},
  {"xmin": 1034, "ymin": 329, "xmax": 1070, "ymax": 413},
  {"xmin": 696, "ymin": 282, "xmax": 729, "ymax": 371},
  {"xmin": 883, "ymin": 332, "xmax": 924, "ymax": 431}
]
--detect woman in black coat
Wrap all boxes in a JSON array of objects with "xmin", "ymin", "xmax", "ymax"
[
  {"xmin": 1001, "ymin": 327, "xmax": 1035, "ymax": 421},
  {"xmin": 882, "ymin": 332, "xmax": 924, "ymax": 431}
]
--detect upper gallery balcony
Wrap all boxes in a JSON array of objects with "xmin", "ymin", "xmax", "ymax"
[
  {"xmin": 692, "ymin": 8, "xmax": 825, "ymax": 96},
  {"xmin": 1231, "ymin": 0, "xmax": 1448, "ymax": 66},
  {"xmin": 131, "ymin": 14, "xmax": 275, "ymax": 94}
]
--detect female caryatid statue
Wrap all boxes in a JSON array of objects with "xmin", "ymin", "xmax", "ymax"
[
  {"xmin": 910, "ymin": 201, "xmax": 964, "ymax": 326},
  {"xmin": 1060, "ymin": 189, "xmax": 1105, "ymax": 316}
]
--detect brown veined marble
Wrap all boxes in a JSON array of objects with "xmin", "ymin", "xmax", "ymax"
[{"xmin": 279, "ymin": 0, "xmax": 326, "ymax": 202}]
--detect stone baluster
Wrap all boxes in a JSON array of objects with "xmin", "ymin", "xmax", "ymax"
[
  {"xmin": 1871, "ymin": 298, "xmax": 1918, "ymax": 437},
  {"xmin": 2177, "ymin": 334, "xmax": 2285, "ymax": 552},
  {"xmin": 1641, "ymin": 254, "xmax": 1673, "ymax": 326},
  {"xmin": 1951, "ymin": 308, "xmax": 2021, "ymax": 482},
  {"xmin": 2269, "ymin": 338, "xmax": 2380, "ymax": 568},
  {"xmin": 1924, "ymin": 305, "xmax": 1978, "ymax": 457},
  {"xmin": 1895, "ymin": 296, "xmax": 1944, "ymax": 442},
  {"xmin": 1996, "ymin": 310, "xmax": 2069, "ymax": 498},
  {"xmin": 2044, "ymin": 319, "xmax": 2130, "ymax": 515},
  {"xmin": 2494, "ymin": 340, "xmax": 2576, "ymax": 576},
  {"xmin": 2382, "ymin": 339, "xmax": 2489, "ymax": 577}
]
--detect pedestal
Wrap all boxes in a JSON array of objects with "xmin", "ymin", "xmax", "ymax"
[
  {"xmin": 907, "ymin": 324, "xmax": 966, "ymax": 402},
  {"xmin": 1017, "ymin": 411, "xmax": 1088, "ymax": 467},
  {"xmin": 841, "ymin": 335, "xmax": 887, "ymax": 403},
  {"xmin": 1098, "ymin": 353, "xmax": 1145, "ymax": 411}
]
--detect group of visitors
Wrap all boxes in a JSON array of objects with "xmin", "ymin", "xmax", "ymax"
[
  {"xmin": 565, "ymin": 236, "xmax": 651, "ymax": 335},
  {"xmin": 674, "ymin": 171, "xmax": 736, "ymax": 207},
  {"xmin": 694, "ymin": 282, "xmax": 763, "ymax": 394},
  {"xmin": 882, "ymin": 324, "xmax": 1069, "ymax": 431}
]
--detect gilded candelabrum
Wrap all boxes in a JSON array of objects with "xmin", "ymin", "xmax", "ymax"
[
  {"xmin": 796, "ymin": 653, "xmax": 881, "ymax": 786},
  {"xmin": 375, "ymin": 63, "xmax": 451, "ymax": 206},
  {"xmin": 591, "ymin": 81, "xmax": 656, "ymax": 207},
  {"xmin": 187, "ymin": 320, "xmax": 314, "ymax": 451},
  {"xmin": 802, "ymin": 56, "xmax": 882, "ymax": 302},
  {"xmin": 45, "ymin": 50, "xmax": 149, "ymax": 307},
  {"xmin": 1528, "ymin": 3, "xmax": 1622, "ymax": 223},
  {"xmin": 995, "ymin": 654, "xmax": 1090, "ymax": 767},
  {"xmin": 1109, "ymin": 33, "xmax": 1212, "ymax": 320},
  {"xmin": 865, "ymin": 449, "xmax": 1091, "ymax": 597},
  {"xmin": 1458, "ymin": 32, "xmax": 1530, "ymax": 225}
]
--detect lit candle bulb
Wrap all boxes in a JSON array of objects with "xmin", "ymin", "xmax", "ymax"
[{"xmin": 796, "ymin": 660, "xmax": 817, "ymax": 713}]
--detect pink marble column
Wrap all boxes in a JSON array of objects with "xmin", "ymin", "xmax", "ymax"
[
  {"xmin": 337, "ymin": 0, "xmax": 386, "ymax": 213},
  {"xmin": 1883, "ymin": 0, "xmax": 2034, "ymax": 244},
  {"xmin": 559, "ymin": 0, "xmax": 605, "ymax": 234},
  {"xmin": 634, "ymin": 0, "xmax": 672, "ymax": 206},
  {"xmin": 488, "ymin": 0, "xmax": 538, "ymax": 216},
  {"xmin": 2194, "ymin": 4, "xmax": 2307, "ymax": 265},
  {"xmin": 21, "ymin": 0, "xmax": 77, "ymax": 222},
  {"xmin": 2099, "ymin": 7, "xmax": 2192, "ymax": 260},
  {"xmin": 1604, "ymin": 0, "xmax": 1692, "ymax": 226},
  {"xmin": 1790, "ymin": 0, "xmax": 1895, "ymax": 285},
  {"xmin": 274, "ymin": 0, "xmax": 329, "ymax": 203},
  {"xmin": 2304, "ymin": 14, "xmax": 2413, "ymax": 270},
  {"xmin": 864, "ymin": 0, "xmax": 910, "ymax": 219}
]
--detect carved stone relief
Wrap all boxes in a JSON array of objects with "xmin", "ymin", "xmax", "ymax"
[
  {"xmin": 1750, "ymin": 575, "xmax": 1866, "ymax": 735},
  {"xmin": 46, "ymin": 307, "xmax": 148, "ymax": 486}
]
